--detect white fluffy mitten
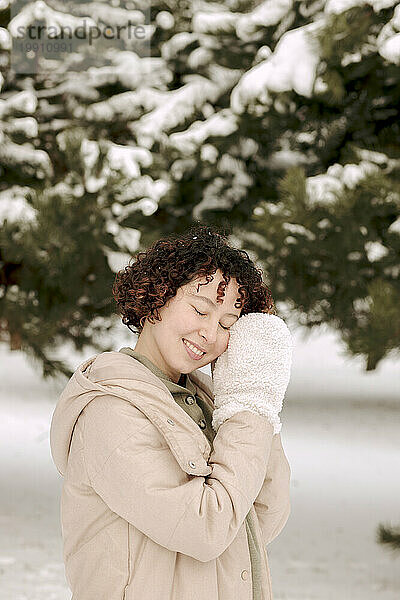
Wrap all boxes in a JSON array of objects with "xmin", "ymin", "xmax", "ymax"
[{"xmin": 211, "ymin": 313, "xmax": 294, "ymax": 434}]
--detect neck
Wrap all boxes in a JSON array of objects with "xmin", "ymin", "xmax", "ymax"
[{"xmin": 134, "ymin": 334, "xmax": 181, "ymax": 384}]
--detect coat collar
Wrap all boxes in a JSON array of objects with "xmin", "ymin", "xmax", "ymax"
[{"xmin": 75, "ymin": 351, "xmax": 213, "ymax": 476}]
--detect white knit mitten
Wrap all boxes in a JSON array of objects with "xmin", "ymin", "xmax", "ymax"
[{"xmin": 211, "ymin": 313, "xmax": 294, "ymax": 434}]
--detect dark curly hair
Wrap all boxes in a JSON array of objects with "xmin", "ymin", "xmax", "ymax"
[{"xmin": 112, "ymin": 223, "xmax": 277, "ymax": 335}]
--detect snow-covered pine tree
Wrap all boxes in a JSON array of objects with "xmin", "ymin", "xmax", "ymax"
[
  {"xmin": 233, "ymin": 1, "xmax": 400, "ymax": 372},
  {"xmin": 0, "ymin": 0, "xmax": 399, "ymax": 377}
]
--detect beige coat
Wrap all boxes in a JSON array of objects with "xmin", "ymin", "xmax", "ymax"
[{"xmin": 50, "ymin": 350, "xmax": 291, "ymax": 600}]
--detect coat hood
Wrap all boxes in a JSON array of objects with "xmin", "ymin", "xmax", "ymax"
[{"xmin": 50, "ymin": 351, "xmax": 214, "ymax": 478}]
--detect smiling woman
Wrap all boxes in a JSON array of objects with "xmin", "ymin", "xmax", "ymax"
[
  {"xmin": 50, "ymin": 223, "xmax": 292, "ymax": 600},
  {"xmin": 112, "ymin": 224, "xmax": 277, "ymax": 383},
  {"xmin": 130, "ymin": 269, "xmax": 243, "ymax": 381}
]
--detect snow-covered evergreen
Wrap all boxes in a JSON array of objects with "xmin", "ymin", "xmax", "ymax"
[{"xmin": 0, "ymin": 0, "xmax": 399, "ymax": 379}]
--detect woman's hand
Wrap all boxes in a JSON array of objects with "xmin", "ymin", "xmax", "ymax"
[{"xmin": 211, "ymin": 312, "xmax": 294, "ymax": 434}]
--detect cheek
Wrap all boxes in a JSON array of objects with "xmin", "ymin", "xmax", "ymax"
[
  {"xmin": 215, "ymin": 334, "xmax": 229, "ymax": 356},
  {"xmin": 172, "ymin": 309, "xmax": 195, "ymax": 333}
]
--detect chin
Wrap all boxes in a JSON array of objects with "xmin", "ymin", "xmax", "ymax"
[{"xmin": 201, "ymin": 358, "xmax": 212, "ymax": 368}]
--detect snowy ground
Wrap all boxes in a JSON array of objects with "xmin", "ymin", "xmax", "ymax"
[{"xmin": 1, "ymin": 324, "xmax": 399, "ymax": 600}]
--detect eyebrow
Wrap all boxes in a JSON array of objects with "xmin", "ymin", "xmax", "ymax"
[{"xmin": 188, "ymin": 293, "xmax": 240, "ymax": 319}]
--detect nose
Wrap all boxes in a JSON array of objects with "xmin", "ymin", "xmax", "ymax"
[{"xmin": 199, "ymin": 320, "xmax": 218, "ymax": 345}]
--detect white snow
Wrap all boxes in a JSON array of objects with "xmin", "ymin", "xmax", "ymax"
[
  {"xmin": 111, "ymin": 143, "xmax": 152, "ymax": 169},
  {"xmin": 111, "ymin": 225, "xmax": 141, "ymax": 253},
  {"xmin": 156, "ymin": 11, "xmax": 175, "ymax": 30},
  {"xmin": 1, "ymin": 323, "xmax": 399, "ymax": 599},
  {"xmin": 0, "ymin": 91, "xmax": 37, "ymax": 119},
  {"xmin": 306, "ymin": 172, "xmax": 344, "ymax": 206},
  {"xmin": 8, "ymin": 0, "xmax": 97, "ymax": 38},
  {"xmin": 354, "ymin": 147, "xmax": 392, "ymax": 166},
  {"xmin": 134, "ymin": 197, "xmax": 158, "ymax": 216},
  {"xmin": 325, "ymin": 0, "xmax": 399, "ymax": 14},
  {"xmin": 79, "ymin": 139, "xmax": 99, "ymax": 169},
  {"xmin": 236, "ymin": 0, "xmax": 293, "ymax": 40},
  {"xmin": 112, "ymin": 175, "xmax": 170, "ymax": 205},
  {"xmin": 71, "ymin": 2, "xmax": 145, "ymax": 27},
  {"xmin": 86, "ymin": 88, "xmax": 166, "ymax": 123},
  {"xmin": 0, "ymin": 138, "xmax": 53, "ymax": 178},
  {"xmin": 107, "ymin": 143, "xmax": 151, "ymax": 178},
  {"xmin": 200, "ymin": 144, "xmax": 219, "ymax": 164},
  {"xmin": 0, "ymin": 26, "xmax": 11, "ymax": 50},
  {"xmin": 231, "ymin": 22, "xmax": 322, "ymax": 114},
  {"xmin": 161, "ymin": 32, "xmax": 199, "ymax": 60},
  {"xmin": 267, "ymin": 148, "xmax": 309, "ymax": 169},
  {"xmin": 388, "ymin": 217, "xmax": 400, "ymax": 234},
  {"xmin": 377, "ymin": 5, "xmax": 400, "ymax": 64},
  {"xmin": 335, "ymin": 161, "xmax": 378, "ymax": 187},
  {"xmin": 131, "ymin": 77, "xmax": 222, "ymax": 148},
  {"xmin": 169, "ymin": 109, "xmax": 238, "ymax": 154},
  {"xmin": 193, "ymin": 10, "xmax": 239, "ymax": 35},
  {"xmin": 102, "ymin": 246, "xmax": 133, "ymax": 273},
  {"xmin": 379, "ymin": 32, "xmax": 400, "ymax": 64},
  {"xmin": 188, "ymin": 46, "xmax": 213, "ymax": 69},
  {"xmin": 85, "ymin": 175, "xmax": 107, "ymax": 194},
  {"xmin": 0, "ymin": 186, "xmax": 36, "ymax": 226},
  {"xmin": 111, "ymin": 52, "xmax": 172, "ymax": 90},
  {"xmin": 5, "ymin": 117, "xmax": 38, "ymax": 138},
  {"xmin": 305, "ymin": 161, "xmax": 380, "ymax": 207},
  {"xmin": 192, "ymin": 0, "xmax": 293, "ymax": 38},
  {"xmin": 364, "ymin": 241, "xmax": 390, "ymax": 262},
  {"xmin": 282, "ymin": 223, "xmax": 317, "ymax": 241},
  {"xmin": 77, "ymin": 139, "xmax": 108, "ymax": 192}
]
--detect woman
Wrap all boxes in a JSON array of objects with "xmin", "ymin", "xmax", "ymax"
[{"xmin": 50, "ymin": 224, "xmax": 294, "ymax": 600}]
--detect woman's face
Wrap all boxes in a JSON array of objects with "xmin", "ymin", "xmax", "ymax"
[{"xmin": 135, "ymin": 269, "xmax": 243, "ymax": 383}]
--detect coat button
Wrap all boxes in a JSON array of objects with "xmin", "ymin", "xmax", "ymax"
[
  {"xmin": 167, "ymin": 418, "xmax": 175, "ymax": 425},
  {"xmin": 198, "ymin": 419, "xmax": 206, "ymax": 429},
  {"xmin": 188, "ymin": 460, "xmax": 196, "ymax": 469},
  {"xmin": 240, "ymin": 570, "xmax": 249, "ymax": 581},
  {"xmin": 185, "ymin": 396, "xmax": 195, "ymax": 405}
]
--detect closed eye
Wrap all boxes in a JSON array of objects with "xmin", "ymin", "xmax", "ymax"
[{"xmin": 193, "ymin": 307, "xmax": 231, "ymax": 330}]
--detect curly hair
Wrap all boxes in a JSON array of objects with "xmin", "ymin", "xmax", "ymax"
[{"xmin": 112, "ymin": 223, "xmax": 277, "ymax": 335}]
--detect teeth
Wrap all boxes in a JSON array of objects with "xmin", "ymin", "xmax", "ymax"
[{"xmin": 183, "ymin": 339, "xmax": 205, "ymax": 356}]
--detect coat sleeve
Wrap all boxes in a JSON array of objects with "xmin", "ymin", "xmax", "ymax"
[
  {"xmin": 253, "ymin": 432, "xmax": 291, "ymax": 546},
  {"xmin": 82, "ymin": 395, "xmax": 275, "ymax": 562}
]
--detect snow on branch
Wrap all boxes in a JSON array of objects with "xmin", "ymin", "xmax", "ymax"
[
  {"xmin": 161, "ymin": 32, "xmax": 199, "ymax": 60},
  {"xmin": 230, "ymin": 21, "xmax": 322, "ymax": 114},
  {"xmin": 0, "ymin": 186, "xmax": 36, "ymax": 226},
  {"xmin": 70, "ymin": 2, "xmax": 145, "ymax": 27},
  {"xmin": 3, "ymin": 117, "xmax": 38, "ymax": 138},
  {"xmin": 168, "ymin": 108, "xmax": 238, "ymax": 154},
  {"xmin": 325, "ymin": 0, "xmax": 398, "ymax": 15},
  {"xmin": 305, "ymin": 161, "xmax": 380, "ymax": 207},
  {"xmin": 0, "ymin": 136, "xmax": 53, "ymax": 178},
  {"xmin": 129, "ymin": 76, "xmax": 224, "ymax": 148},
  {"xmin": 0, "ymin": 91, "xmax": 37, "ymax": 119},
  {"xmin": 0, "ymin": 26, "xmax": 11, "ymax": 50},
  {"xmin": 377, "ymin": 4, "xmax": 400, "ymax": 65},
  {"xmin": 86, "ymin": 88, "xmax": 166, "ymax": 122},
  {"xmin": 192, "ymin": 0, "xmax": 293, "ymax": 38},
  {"xmin": 8, "ymin": 0, "xmax": 97, "ymax": 37},
  {"xmin": 107, "ymin": 142, "xmax": 153, "ymax": 177}
]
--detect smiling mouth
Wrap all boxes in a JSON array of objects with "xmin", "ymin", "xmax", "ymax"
[{"xmin": 182, "ymin": 338, "xmax": 206, "ymax": 359}]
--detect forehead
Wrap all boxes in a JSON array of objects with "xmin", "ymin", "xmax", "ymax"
[
  {"xmin": 184, "ymin": 273, "xmax": 241, "ymax": 306},
  {"xmin": 188, "ymin": 272, "xmax": 236, "ymax": 289}
]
